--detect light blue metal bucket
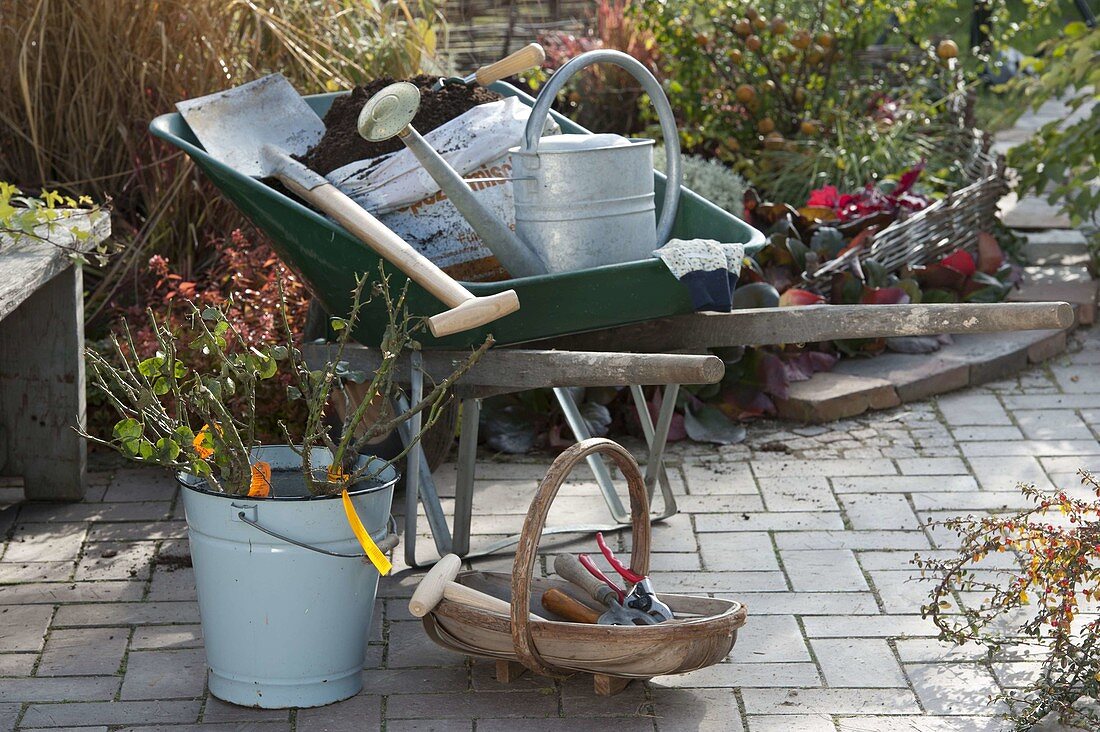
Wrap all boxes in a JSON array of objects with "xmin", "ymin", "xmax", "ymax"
[{"xmin": 178, "ymin": 446, "xmax": 398, "ymax": 708}]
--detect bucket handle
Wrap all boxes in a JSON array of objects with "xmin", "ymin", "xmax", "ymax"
[
  {"xmin": 237, "ymin": 511, "xmax": 399, "ymax": 558},
  {"xmin": 521, "ymin": 49, "xmax": 682, "ymax": 247}
]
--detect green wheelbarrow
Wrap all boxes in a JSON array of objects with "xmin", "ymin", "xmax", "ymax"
[{"xmin": 150, "ymin": 81, "xmax": 766, "ymax": 349}]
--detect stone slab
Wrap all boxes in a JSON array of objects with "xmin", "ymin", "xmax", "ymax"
[
  {"xmin": 999, "ymin": 192, "xmax": 1073, "ymax": 229},
  {"xmin": 774, "ymin": 372, "xmax": 900, "ymax": 423},
  {"xmin": 1021, "ymin": 229, "xmax": 1089, "ymax": 264},
  {"xmin": 1009, "ymin": 280, "xmax": 1097, "ymax": 325},
  {"xmin": 833, "ymin": 352, "xmax": 970, "ymax": 403}
]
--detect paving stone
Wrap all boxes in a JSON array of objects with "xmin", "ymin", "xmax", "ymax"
[
  {"xmin": 0, "ymin": 605, "xmax": 53, "ymax": 652},
  {"xmin": 199, "ymin": 697, "xmax": 289, "ymax": 723},
  {"xmin": 949, "ymin": 425, "xmax": 1023, "ymax": 441},
  {"xmin": 75, "ymin": 542, "xmax": 156, "ymax": 581},
  {"xmin": 1002, "ymin": 393, "xmax": 1100, "ymax": 410},
  {"xmin": 120, "ymin": 649, "xmax": 206, "ymax": 700},
  {"xmin": 102, "ymin": 471, "xmax": 178, "ymax": 502},
  {"xmin": 757, "ymin": 477, "xmax": 838, "ymax": 512},
  {"xmin": 840, "ymin": 494, "xmax": 919, "ymax": 531},
  {"xmin": 657, "ymin": 571, "xmax": 787, "ymax": 593},
  {"xmin": 53, "ymin": 603, "xmax": 200, "ymax": 627},
  {"xmin": 2, "ymin": 524, "xmax": 86, "ymax": 562},
  {"xmin": 720, "ymin": 592, "xmax": 879, "ymax": 616},
  {"xmin": 911, "ymin": 491, "xmax": 1037, "ymax": 511},
  {"xmin": 967, "ymin": 456, "xmax": 1054, "ymax": 492},
  {"xmin": 752, "ymin": 459, "xmax": 897, "ymax": 478},
  {"xmin": 560, "ymin": 674, "xmax": 651, "ymax": 717},
  {"xmin": 296, "ymin": 693, "xmax": 381, "ymax": 731},
  {"xmin": 1000, "ymin": 193, "xmax": 1073, "ymax": 230},
  {"xmin": 14, "ymin": 503, "xmax": 173, "ymax": 524},
  {"xmin": 866, "ymin": 570, "xmax": 934, "ymax": 615},
  {"xmin": 358, "ymin": 667, "xmax": 468, "ymax": 695},
  {"xmin": 697, "ymin": 533, "xmax": 778, "ymax": 572},
  {"xmin": 0, "ymin": 580, "xmax": 144, "ymax": 605},
  {"xmin": 675, "ymin": 493, "xmax": 765, "ymax": 514},
  {"xmin": 694, "ymin": 512, "xmax": 844, "ymax": 533},
  {"xmin": 388, "ymin": 721, "xmax": 474, "ymax": 732},
  {"xmin": 1009, "ymin": 279, "xmax": 1097, "ymax": 325},
  {"xmin": 832, "ymin": 475, "xmax": 978, "ymax": 494},
  {"xmin": 833, "ymin": 352, "xmax": 970, "ymax": 403},
  {"xmin": 811, "ymin": 638, "xmax": 908, "ymax": 687},
  {"xmin": 128, "ymin": 625, "xmax": 202, "ymax": 650},
  {"xmin": 835, "ymin": 715, "xmax": 1006, "ymax": 731},
  {"xmin": 0, "ymin": 562, "xmax": 74, "ymax": 584},
  {"xmin": 1015, "ymin": 412, "xmax": 1093, "ymax": 444},
  {"xmin": 385, "ymin": 621, "xmax": 467, "ymax": 669},
  {"xmin": 895, "ymin": 457, "xmax": 968, "ymax": 475},
  {"xmin": 38, "ymin": 628, "xmax": 129, "ymax": 677},
  {"xmin": 905, "ymin": 663, "xmax": 1003, "ymax": 715},
  {"xmin": 0, "ymin": 653, "xmax": 35, "ymax": 676},
  {"xmin": 652, "ymin": 662, "xmax": 820, "ymax": 688},
  {"xmin": 116, "ymin": 725, "xmax": 289, "ymax": 732},
  {"xmin": 0, "ymin": 676, "xmax": 119, "ymax": 702},
  {"xmin": 895, "ymin": 639, "xmax": 990, "ymax": 663},
  {"xmin": 18, "ymin": 700, "xmax": 201, "ymax": 728},
  {"xmin": 775, "ymin": 531, "xmax": 930, "ymax": 551},
  {"xmin": 742, "ymin": 687, "xmax": 920, "ymax": 715},
  {"xmin": 85, "ymin": 522, "xmax": 187, "ymax": 542},
  {"xmin": 803, "ymin": 615, "xmax": 938, "ymax": 638},
  {"xmin": 780, "ymin": 550, "xmax": 867, "ymax": 592},
  {"xmin": 649, "ymin": 687, "xmax": 744, "ymax": 731},
  {"xmin": 961, "ymin": 439, "xmax": 1100, "ymax": 458},
  {"xmin": 729, "ymin": 615, "xmax": 810, "ymax": 663},
  {"xmin": 936, "ymin": 393, "xmax": 1011, "ymax": 426},
  {"xmin": 774, "ymin": 373, "xmax": 900, "ymax": 423},
  {"xmin": 384, "ymin": 690, "xmax": 559, "ymax": 720},
  {"xmin": 682, "ymin": 462, "xmax": 758, "ymax": 495}
]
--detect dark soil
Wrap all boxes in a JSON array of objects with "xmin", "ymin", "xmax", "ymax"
[
  {"xmin": 299, "ymin": 74, "xmax": 502, "ymax": 176},
  {"xmin": 153, "ymin": 554, "xmax": 193, "ymax": 571}
]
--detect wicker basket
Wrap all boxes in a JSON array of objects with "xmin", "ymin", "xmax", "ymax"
[
  {"xmin": 420, "ymin": 438, "xmax": 748, "ymax": 696},
  {"xmin": 804, "ymin": 131, "xmax": 1008, "ymax": 291}
]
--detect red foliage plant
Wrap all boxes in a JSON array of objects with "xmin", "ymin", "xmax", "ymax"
[{"xmin": 102, "ymin": 229, "xmax": 311, "ymax": 441}]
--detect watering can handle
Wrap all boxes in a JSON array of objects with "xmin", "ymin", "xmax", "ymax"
[{"xmin": 521, "ymin": 49, "xmax": 682, "ymax": 248}]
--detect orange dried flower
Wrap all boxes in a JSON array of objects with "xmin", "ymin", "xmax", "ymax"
[{"xmin": 248, "ymin": 461, "xmax": 271, "ymax": 498}]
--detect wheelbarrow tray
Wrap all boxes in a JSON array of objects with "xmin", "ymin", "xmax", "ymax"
[{"xmin": 150, "ymin": 82, "xmax": 764, "ymax": 349}]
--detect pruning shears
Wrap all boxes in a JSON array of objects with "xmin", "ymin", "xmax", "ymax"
[{"xmin": 578, "ymin": 532, "xmax": 674, "ymax": 622}]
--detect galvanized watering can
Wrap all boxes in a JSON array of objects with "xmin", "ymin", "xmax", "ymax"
[
  {"xmin": 358, "ymin": 49, "xmax": 682, "ymax": 278},
  {"xmin": 510, "ymin": 49, "xmax": 682, "ymax": 273}
]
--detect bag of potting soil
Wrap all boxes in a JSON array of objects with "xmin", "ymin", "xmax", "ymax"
[{"xmin": 326, "ymin": 97, "xmax": 558, "ymax": 282}]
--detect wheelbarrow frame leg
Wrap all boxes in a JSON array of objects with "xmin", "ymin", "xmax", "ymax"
[
  {"xmin": 399, "ymin": 351, "xmax": 453, "ymax": 567},
  {"xmin": 552, "ymin": 387, "xmax": 629, "ymax": 523},
  {"xmin": 629, "ymin": 384, "xmax": 678, "ymax": 519}
]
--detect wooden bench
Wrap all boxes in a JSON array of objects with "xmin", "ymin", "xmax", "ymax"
[{"xmin": 0, "ymin": 212, "xmax": 110, "ymax": 500}]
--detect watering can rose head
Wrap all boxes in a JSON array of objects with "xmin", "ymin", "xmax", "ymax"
[{"xmin": 82, "ymin": 269, "xmax": 489, "ymax": 497}]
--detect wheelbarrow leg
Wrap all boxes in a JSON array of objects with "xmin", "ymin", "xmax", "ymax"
[
  {"xmin": 553, "ymin": 387, "xmax": 629, "ymax": 523},
  {"xmin": 450, "ymin": 397, "xmax": 481, "ymax": 557},
  {"xmin": 629, "ymin": 384, "xmax": 678, "ymax": 520},
  {"xmin": 400, "ymin": 352, "xmax": 453, "ymax": 567}
]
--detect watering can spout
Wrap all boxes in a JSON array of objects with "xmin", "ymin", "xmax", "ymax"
[{"xmin": 357, "ymin": 82, "xmax": 550, "ymax": 279}]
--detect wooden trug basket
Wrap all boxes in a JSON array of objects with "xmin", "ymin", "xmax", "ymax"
[{"xmin": 420, "ymin": 438, "xmax": 748, "ymax": 696}]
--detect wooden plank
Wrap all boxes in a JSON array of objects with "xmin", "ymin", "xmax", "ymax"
[
  {"xmin": 0, "ymin": 266, "xmax": 86, "ymax": 499},
  {"xmin": 0, "ymin": 211, "xmax": 110, "ymax": 320},
  {"xmin": 301, "ymin": 346, "xmax": 726, "ymax": 387},
  {"xmin": 526, "ymin": 302, "xmax": 1075, "ymax": 353}
]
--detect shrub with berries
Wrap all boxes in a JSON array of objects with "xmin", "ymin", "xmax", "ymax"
[{"xmin": 916, "ymin": 470, "xmax": 1100, "ymax": 730}]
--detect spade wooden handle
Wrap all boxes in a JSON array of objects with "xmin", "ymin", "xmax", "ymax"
[{"xmin": 475, "ymin": 43, "xmax": 546, "ymax": 86}]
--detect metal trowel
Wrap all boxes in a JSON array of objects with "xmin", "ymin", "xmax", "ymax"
[{"xmin": 176, "ymin": 74, "xmax": 519, "ymax": 338}]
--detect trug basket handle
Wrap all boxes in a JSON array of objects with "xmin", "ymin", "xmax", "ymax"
[{"xmin": 510, "ymin": 438, "xmax": 651, "ymax": 677}]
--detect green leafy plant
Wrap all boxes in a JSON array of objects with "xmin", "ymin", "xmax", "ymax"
[
  {"xmin": 1004, "ymin": 23, "xmax": 1099, "ymax": 228},
  {"xmin": 916, "ymin": 470, "xmax": 1100, "ymax": 730},
  {"xmin": 0, "ymin": 182, "xmax": 112, "ymax": 264},
  {"xmin": 84, "ymin": 269, "xmax": 488, "ymax": 496}
]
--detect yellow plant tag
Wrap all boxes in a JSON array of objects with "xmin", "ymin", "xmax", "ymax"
[{"xmin": 341, "ymin": 488, "xmax": 392, "ymax": 576}]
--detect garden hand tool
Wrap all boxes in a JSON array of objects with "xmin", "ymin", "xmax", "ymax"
[
  {"xmin": 175, "ymin": 73, "xmax": 519, "ymax": 338},
  {"xmin": 540, "ymin": 587, "xmax": 602, "ymax": 623},
  {"xmin": 431, "ymin": 43, "xmax": 545, "ymax": 91},
  {"xmin": 553, "ymin": 554, "xmax": 657, "ymax": 625},
  {"xmin": 593, "ymin": 532, "xmax": 674, "ymax": 622},
  {"xmin": 410, "ymin": 554, "xmax": 544, "ymax": 621},
  {"xmin": 357, "ymin": 81, "xmax": 549, "ymax": 278}
]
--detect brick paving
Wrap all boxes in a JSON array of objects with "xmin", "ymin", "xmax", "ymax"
[{"xmin": 0, "ymin": 329, "xmax": 1096, "ymax": 731}]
